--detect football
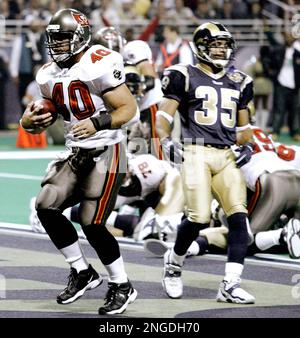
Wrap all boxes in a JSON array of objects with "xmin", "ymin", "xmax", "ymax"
[{"xmin": 33, "ymin": 98, "xmax": 58, "ymax": 122}]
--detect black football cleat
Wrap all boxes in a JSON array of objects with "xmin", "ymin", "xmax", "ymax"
[
  {"xmin": 57, "ymin": 264, "xmax": 102, "ymax": 304},
  {"xmin": 98, "ymin": 280, "xmax": 137, "ymax": 315}
]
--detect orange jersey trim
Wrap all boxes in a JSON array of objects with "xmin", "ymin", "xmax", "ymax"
[
  {"xmin": 94, "ymin": 144, "xmax": 120, "ymax": 224},
  {"xmin": 150, "ymin": 105, "xmax": 163, "ymax": 160},
  {"xmin": 247, "ymin": 179, "xmax": 261, "ymax": 216}
]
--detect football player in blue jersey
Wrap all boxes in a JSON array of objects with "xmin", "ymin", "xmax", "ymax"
[{"xmin": 156, "ymin": 21, "xmax": 255, "ymax": 303}]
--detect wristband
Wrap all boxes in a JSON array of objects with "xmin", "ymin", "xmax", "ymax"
[
  {"xmin": 236, "ymin": 124, "xmax": 251, "ymax": 132},
  {"xmin": 90, "ymin": 114, "xmax": 112, "ymax": 131},
  {"xmin": 156, "ymin": 110, "xmax": 174, "ymax": 124}
]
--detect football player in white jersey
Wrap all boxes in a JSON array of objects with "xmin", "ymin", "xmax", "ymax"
[
  {"xmin": 119, "ymin": 153, "xmax": 184, "ymax": 240},
  {"xmin": 241, "ymin": 126, "xmax": 300, "ymax": 258},
  {"xmin": 214, "ymin": 126, "xmax": 300, "ymax": 258},
  {"xmin": 20, "ymin": 9, "xmax": 139, "ymax": 315},
  {"xmin": 93, "ymin": 27, "xmax": 164, "ymax": 159}
]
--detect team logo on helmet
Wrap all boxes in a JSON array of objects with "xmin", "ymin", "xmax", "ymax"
[
  {"xmin": 192, "ymin": 21, "xmax": 235, "ymax": 68},
  {"xmin": 72, "ymin": 13, "xmax": 89, "ymax": 27},
  {"xmin": 46, "ymin": 9, "xmax": 91, "ymax": 67}
]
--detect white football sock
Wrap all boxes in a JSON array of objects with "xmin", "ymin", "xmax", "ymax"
[
  {"xmin": 60, "ymin": 241, "xmax": 89, "ymax": 273},
  {"xmin": 105, "ymin": 256, "xmax": 128, "ymax": 284},
  {"xmin": 224, "ymin": 262, "xmax": 243, "ymax": 282},
  {"xmin": 170, "ymin": 248, "xmax": 185, "ymax": 266}
]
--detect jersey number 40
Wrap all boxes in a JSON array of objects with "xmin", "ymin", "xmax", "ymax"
[{"xmin": 52, "ymin": 81, "xmax": 96, "ymax": 121}]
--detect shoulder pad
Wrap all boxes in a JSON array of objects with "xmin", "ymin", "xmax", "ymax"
[
  {"xmin": 164, "ymin": 63, "xmax": 190, "ymax": 92},
  {"xmin": 79, "ymin": 45, "xmax": 124, "ymax": 81},
  {"xmin": 36, "ymin": 62, "xmax": 57, "ymax": 86}
]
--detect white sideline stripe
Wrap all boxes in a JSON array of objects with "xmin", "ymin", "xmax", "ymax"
[
  {"xmin": 0, "ymin": 151, "xmax": 61, "ymax": 159},
  {"xmin": 0, "ymin": 173, "xmax": 43, "ymax": 180},
  {"xmin": 0, "ymin": 222, "xmax": 32, "ymax": 231},
  {"xmin": 0, "ymin": 222, "xmax": 87, "ymax": 240},
  {"xmin": 0, "ymin": 222, "xmax": 144, "ymax": 249},
  {"xmin": 1, "ymin": 222, "xmax": 299, "ymax": 268}
]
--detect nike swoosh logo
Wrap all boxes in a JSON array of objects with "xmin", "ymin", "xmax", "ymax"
[{"xmin": 212, "ymin": 80, "xmax": 223, "ymax": 85}]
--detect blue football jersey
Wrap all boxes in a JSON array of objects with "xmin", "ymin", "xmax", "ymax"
[{"xmin": 161, "ymin": 64, "xmax": 253, "ymax": 146}]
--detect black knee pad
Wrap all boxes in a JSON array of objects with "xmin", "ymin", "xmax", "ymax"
[
  {"xmin": 37, "ymin": 208, "xmax": 78, "ymax": 249},
  {"xmin": 82, "ymin": 224, "xmax": 120, "ymax": 265}
]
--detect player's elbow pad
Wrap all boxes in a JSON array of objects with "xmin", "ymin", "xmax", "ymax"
[
  {"xmin": 144, "ymin": 75, "xmax": 155, "ymax": 92},
  {"xmin": 121, "ymin": 107, "xmax": 140, "ymax": 129}
]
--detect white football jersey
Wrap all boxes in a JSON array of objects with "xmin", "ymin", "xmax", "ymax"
[
  {"xmin": 128, "ymin": 154, "xmax": 173, "ymax": 198},
  {"xmin": 36, "ymin": 45, "xmax": 126, "ymax": 149},
  {"xmin": 122, "ymin": 40, "xmax": 163, "ymax": 111},
  {"xmin": 240, "ymin": 127, "xmax": 295, "ymax": 191}
]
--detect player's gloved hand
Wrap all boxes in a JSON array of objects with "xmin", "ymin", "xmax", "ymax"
[
  {"xmin": 161, "ymin": 137, "xmax": 183, "ymax": 164},
  {"xmin": 235, "ymin": 142, "xmax": 254, "ymax": 168}
]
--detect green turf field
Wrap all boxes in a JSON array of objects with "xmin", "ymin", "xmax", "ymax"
[
  {"xmin": 0, "ymin": 131, "xmax": 64, "ymax": 224},
  {"xmin": 0, "ymin": 159, "xmax": 49, "ymax": 224},
  {"xmin": 1, "ymin": 129, "xmax": 299, "ymax": 225}
]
